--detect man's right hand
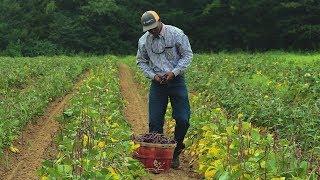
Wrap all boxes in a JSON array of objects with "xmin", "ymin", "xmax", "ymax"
[{"xmin": 154, "ymin": 74, "xmax": 162, "ymax": 83}]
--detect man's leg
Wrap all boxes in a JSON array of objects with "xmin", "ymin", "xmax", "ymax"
[
  {"xmin": 148, "ymin": 82, "xmax": 168, "ymax": 133},
  {"xmin": 169, "ymin": 82, "xmax": 191, "ymax": 168}
]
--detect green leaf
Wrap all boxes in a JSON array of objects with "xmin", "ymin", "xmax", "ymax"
[
  {"xmin": 57, "ymin": 164, "xmax": 72, "ymax": 175},
  {"xmin": 251, "ymin": 129, "xmax": 261, "ymax": 142},
  {"xmin": 219, "ymin": 171, "xmax": 231, "ymax": 180},
  {"xmin": 63, "ymin": 109, "xmax": 73, "ymax": 117},
  {"xmin": 299, "ymin": 161, "xmax": 308, "ymax": 172}
]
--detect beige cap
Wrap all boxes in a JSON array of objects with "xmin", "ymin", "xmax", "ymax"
[{"xmin": 141, "ymin": 11, "xmax": 160, "ymax": 32}]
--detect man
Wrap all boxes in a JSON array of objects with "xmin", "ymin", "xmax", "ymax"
[{"xmin": 136, "ymin": 10, "xmax": 193, "ymax": 169}]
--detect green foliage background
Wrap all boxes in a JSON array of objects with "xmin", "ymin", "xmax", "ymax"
[{"xmin": 0, "ymin": 0, "xmax": 319, "ymax": 56}]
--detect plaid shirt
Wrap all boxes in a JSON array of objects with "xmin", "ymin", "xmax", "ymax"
[{"xmin": 136, "ymin": 24, "xmax": 193, "ymax": 79}]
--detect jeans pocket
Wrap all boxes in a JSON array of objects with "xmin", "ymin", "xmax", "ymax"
[{"xmin": 169, "ymin": 76, "xmax": 186, "ymax": 87}]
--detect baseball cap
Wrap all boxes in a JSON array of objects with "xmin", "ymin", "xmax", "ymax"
[{"xmin": 141, "ymin": 11, "xmax": 160, "ymax": 32}]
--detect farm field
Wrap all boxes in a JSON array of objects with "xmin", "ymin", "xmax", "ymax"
[
  {"xmin": 187, "ymin": 52, "xmax": 320, "ymax": 150},
  {"xmin": 125, "ymin": 52, "xmax": 320, "ymax": 179},
  {"xmin": 0, "ymin": 52, "xmax": 319, "ymax": 179}
]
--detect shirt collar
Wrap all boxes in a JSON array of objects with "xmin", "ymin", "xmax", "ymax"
[{"xmin": 159, "ymin": 23, "xmax": 166, "ymax": 37}]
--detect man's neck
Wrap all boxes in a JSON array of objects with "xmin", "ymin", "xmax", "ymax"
[{"xmin": 159, "ymin": 23, "xmax": 165, "ymax": 36}]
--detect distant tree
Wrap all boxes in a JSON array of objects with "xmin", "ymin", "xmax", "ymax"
[{"xmin": 0, "ymin": 0, "xmax": 319, "ymax": 56}]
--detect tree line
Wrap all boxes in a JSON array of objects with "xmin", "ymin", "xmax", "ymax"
[{"xmin": 0, "ymin": 0, "xmax": 319, "ymax": 56}]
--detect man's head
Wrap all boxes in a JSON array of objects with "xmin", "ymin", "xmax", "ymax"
[{"xmin": 141, "ymin": 10, "xmax": 162, "ymax": 36}]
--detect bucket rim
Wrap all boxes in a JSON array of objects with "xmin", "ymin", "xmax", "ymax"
[{"xmin": 134, "ymin": 141, "xmax": 177, "ymax": 148}]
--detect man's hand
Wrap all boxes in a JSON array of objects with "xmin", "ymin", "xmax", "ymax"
[
  {"xmin": 154, "ymin": 74, "xmax": 162, "ymax": 83},
  {"xmin": 164, "ymin": 72, "xmax": 175, "ymax": 82},
  {"xmin": 154, "ymin": 72, "xmax": 175, "ymax": 84}
]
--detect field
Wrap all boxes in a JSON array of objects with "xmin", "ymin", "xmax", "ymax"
[{"xmin": 0, "ymin": 52, "xmax": 319, "ymax": 179}]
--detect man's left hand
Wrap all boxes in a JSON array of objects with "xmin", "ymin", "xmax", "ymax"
[{"xmin": 164, "ymin": 72, "xmax": 175, "ymax": 82}]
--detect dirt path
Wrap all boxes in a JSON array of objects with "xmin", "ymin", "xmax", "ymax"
[
  {"xmin": 119, "ymin": 63, "xmax": 197, "ymax": 180},
  {"xmin": 0, "ymin": 71, "xmax": 89, "ymax": 180}
]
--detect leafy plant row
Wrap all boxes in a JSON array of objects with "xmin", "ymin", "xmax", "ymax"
[
  {"xmin": 40, "ymin": 59, "xmax": 146, "ymax": 179},
  {"xmin": 0, "ymin": 56, "xmax": 95, "ymax": 154},
  {"xmin": 184, "ymin": 93, "xmax": 318, "ymax": 179},
  {"xmin": 0, "ymin": 56, "xmax": 89, "ymax": 96},
  {"xmin": 186, "ymin": 52, "xmax": 320, "ymax": 151}
]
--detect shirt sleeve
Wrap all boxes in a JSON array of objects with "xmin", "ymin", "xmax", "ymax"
[
  {"xmin": 136, "ymin": 42, "xmax": 156, "ymax": 80},
  {"xmin": 172, "ymin": 33, "xmax": 193, "ymax": 76}
]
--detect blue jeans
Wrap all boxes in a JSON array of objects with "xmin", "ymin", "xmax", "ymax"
[{"xmin": 148, "ymin": 75, "xmax": 191, "ymax": 146}]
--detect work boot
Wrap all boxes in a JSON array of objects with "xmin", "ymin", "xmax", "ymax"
[
  {"xmin": 171, "ymin": 156, "xmax": 180, "ymax": 169},
  {"xmin": 171, "ymin": 143, "xmax": 185, "ymax": 169}
]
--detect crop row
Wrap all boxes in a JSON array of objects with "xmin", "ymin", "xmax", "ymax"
[
  {"xmin": 184, "ymin": 93, "xmax": 318, "ymax": 179},
  {"xmin": 0, "ymin": 56, "xmax": 96, "ymax": 154},
  {"xmin": 39, "ymin": 58, "xmax": 146, "ymax": 179}
]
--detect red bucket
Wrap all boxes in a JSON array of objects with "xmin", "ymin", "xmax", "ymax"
[{"xmin": 133, "ymin": 141, "xmax": 176, "ymax": 173}]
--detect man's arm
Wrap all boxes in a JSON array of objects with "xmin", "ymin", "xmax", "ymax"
[
  {"xmin": 136, "ymin": 43, "xmax": 156, "ymax": 80},
  {"xmin": 172, "ymin": 33, "xmax": 193, "ymax": 76}
]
